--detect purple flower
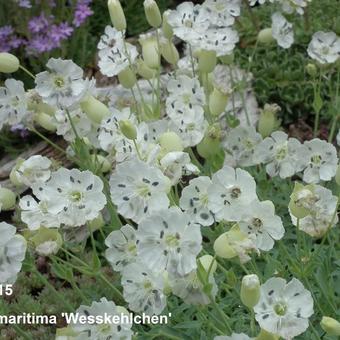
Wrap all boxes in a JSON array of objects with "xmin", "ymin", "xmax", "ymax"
[
  {"xmin": 27, "ymin": 35, "xmax": 56, "ymax": 54},
  {"xmin": 0, "ymin": 25, "xmax": 14, "ymax": 38},
  {"xmin": 28, "ymin": 13, "xmax": 51, "ymax": 33},
  {"xmin": 73, "ymin": 0, "xmax": 93, "ymax": 27},
  {"xmin": 17, "ymin": 0, "xmax": 32, "ymax": 8},
  {"xmin": 50, "ymin": 22, "xmax": 74, "ymax": 43},
  {"xmin": 10, "ymin": 124, "xmax": 30, "ymax": 138}
]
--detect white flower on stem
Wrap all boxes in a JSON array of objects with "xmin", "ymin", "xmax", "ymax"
[
  {"xmin": 208, "ymin": 166, "xmax": 258, "ymax": 222},
  {"xmin": 98, "ymin": 107, "xmax": 136, "ymax": 152},
  {"xmin": 298, "ymin": 138, "xmax": 338, "ymax": 183},
  {"xmin": 166, "ymin": 75, "xmax": 205, "ymax": 121},
  {"xmin": 167, "ymin": 2, "xmax": 210, "ymax": 44},
  {"xmin": 20, "ymin": 195, "xmax": 61, "ymax": 230},
  {"xmin": 179, "ymin": 176, "xmax": 215, "ymax": 226},
  {"xmin": 202, "ymin": 0, "xmax": 241, "ymax": 27},
  {"xmin": 307, "ymin": 31, "xmax": 340, "ymax": 64},
  {"xmin": 109, "ymin": 158, "xmax": 170, "ymax": 223},
  {"xmin": 71, "ymin": 297, "xmax": 134, "ymax": 339},
  {"xmin": 290, "ymin": 185, "xmax": 338, "ymax": 238},
  {"xmin": 98, "ymin": 26, "xmax": 138, "ymax": 77},
  {"xmin": 35, "ymin": 58, "xmax": 88, "ymax": 108},
  {"xmin": 136, "ymin": 207, "xmax": 202, "ymax": 276},
  {"xmin": 194, "ymin": 27, "xmax": 239, "ymax": 56},
  {"xmin": 223, "ymin": 126, "xmax": 262, "ymax": 167},
  {"xmin": 0, "ymin": 79, "xmax": 28, "ymax": 130},
  {"xmin": 254, "ymin": 131, "xmax": 305, "ymax": 179},
  {"xmin": 0, "ymin": 222, "xmax": 27, "ymax": 284},
  {"xmin": 121, "ymin": 261, "xmax": 166, "ymax": 315},
  {"xmin": 239, "ymin": 200, "xmax": 285, "ymax": 251},
  {"xmin": 105, "ymin": 224, "xmax": 137, "ymax": 272},
  {"xmin": 32, "ymin": 168, "xmax": 106, "ymax": 227},
  {"xmin": 169, "ymin": 269, "xmax": 218, "ymax": 306},
  {"xmin": 159, "ymin": 151, "xmax": 199, "ymax": 185},
  {"xmin": 271, "ymin": 12, "xmax": 294, "ymax": 49},
  {"xmin": 15, "ymin": 155, "xmax": 52, "ymax": 187},
  {"xmin": 254, "ymin": 277, "xmax": 314, "ymax": 339}
]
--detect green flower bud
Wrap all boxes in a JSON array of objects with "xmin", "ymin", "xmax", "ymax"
[
  {"xmin": 140, "ymin": 36, "xmax": 160, "ymax": 69},
  {"xmin": 198, "ymin": 255, "xmax": 217, "ymax": 274},
  {"xmin": 119, "ymin": 119, "xmax": 137, "ymax": 140},
  {"xmin": 159, "ymin": 131, "xmax": 183, "ymax": 153},
  {"xmin": 219, "ymin": 53, "xmax": 234, "ymax": 65},
  {"xmin": 88, "ymin": 213, "xmax": 105, "ymax": 231},
  {"xmin": 160, "ymin": 40, "xmax": 179, "ymax": 65},
  {"xmin": 240, "ymin": 274, "xmax": 260, "ymax": 308},
  {"xmin": 136, "ymin": 58, "xmax": 157, "ymax": 79},
  {"xmin": 31, "ymin": 227, "xmax": 62, "ymax": 256},
  {"xmin": 197, "ymin": 124, "xmax": 222, "ymax": 159},
  {"xmin": 34, "ymin": 112, "xmax": 57, "ymax": 132},
  {"xmin": 10, "ymin": 161, "xmax": 23, "ymax": 187},
  {"xmin": 91, "ymin": 154, "xmax": 112, "ymax": 173},
  {"xmin": 144, "ymin": 0, "xmax": 162, "ymax": 28},
  {"xmin": 162, "ymin": 11, "xmax": 173, "ymax": 39},
  {"xmin": 258, "ymin": 103, "xmax": 281, "ymax": 138},
  {"xmin": 108, "ymin": 0, "xmax": 126, "ymax": 31},
  {"xmin": 0, "ymin": 52, "xmax": 20, "ymax": 73},
  {"xmin": 80, "ymin": 95, "xmax": 110, "ymax": 124},
  {"xmin": 118, "ymin": 67, "xmax": 137, "ymax": 89},
  {"xmin": 320, "ymin": 316, "xmax": 340, "ymax": 336},
  {"xmin": 162, "ymin": 271, "xmax": 172, "ymax": 295},
  {"xmin": 209, "ymin": 87, "xmax": 229, "ymax": 116},
  {"xmin": 257, "ymin": 28, "xmax": 274, "ymax": 44},
  {"xmin": 305, "ymin": 63, "xmax": 317, "ymax": 77},
  {"xmin": 256, "ymin": 329, "xmax": 279, "ymax": 340},
  {"xmin": 335, "ymin": 164, "xmax": 340, "ymax": 186},
  {"xmin": 289, "ymin": 182, "xmax": 315, "ymax": 219},
  {"xmin": 0, "ymin": 186, "xmax": 16, "ymax": 210},
  {"xmin": 198, "ymin": 50, "xmax": 217, "ymax": 74}
]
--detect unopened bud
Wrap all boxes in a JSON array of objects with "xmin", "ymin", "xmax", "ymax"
[
  {"xmin": 197, "ymin": 124, "xmax": 222, "ymax": 159},
  {"xmin": 31, "ymin": 227, "xmax": 62, "ymax": 256},
  {"xmin": 159, "ymin": 131, "xmax": 183, "ymax": 153},
  {"xmin": 219, "ymin": 53, "xmax": 234, "ymax": 65},
  {"xmin": 240, "ymin": 274, "xmax": 260, "ymax": 308},
  {"xmin": 258, "ymin": 104, "xmax": 280, "ymax": 138},
  {"xmin": 305, "ymin": 63, "xmax": 317, "ymax": 77},
  {"xmin": 257, "ymin": 28, "xmax": 274, "ymax": 44},
  {"xmin": 119, "ymin": 120, "xmax": 137, "ymax": 140},
  {"xmin": 160, "ymin": 40, "xmax": 179, "ymax": 65},
  {"xmin": 214, "ymin": 232, "xmax": 237, "ymax": 259},
  {"xmin": 162, "ymin": 11, "xmax": 173, "ymax": 39},
  {"xmin": 108, "ymin": 0, "xmax": 126, "ymax": 31},
  {"xmin": 0, "ymin": 52, "xmax": 20, "ymax": 73},
  {"xmin": 34, "ymin": 112, "xmax": 57, "ymax": 132},
  {"xmin": 0, "ymin": 186, "xmax": 16, "ymax": 211},
  {"xmin": 80, "ymin": 95, "xmax": 110, "ymax": 124},
  {"xmin": 144, "ymin": 0, "xmax": 162, "ymax": 28},
  {"xmin": 198, "ymin": 255, "xmax": 217, "ymax": 274},
  {"xmin": 136, "ymin": 59, "xmax": 156, "ymax": 79},
  {"xmin": 320, "ymin": 316, "xmax": 340, "ymax": 336},
  {"xmin": 92, "ymin": 154, "xmax": 111, "ymax": 173},
  {"xmin": 118, "ymin": 67, "xmax": 137, "ymax": 89},
  {"xmin": 209, "ymin": 87, "xmax": 229, "ymax": 116},
  {"xmin": 198, "ymin": 50, "xmax": 217, "ymax": 74},
  {"xmin": 289, "ymin": 182, "xmax": 314, "ymax": 219},
  {"xmin": 88, "ymin": 213, "xmax": 105, "ymax": 231},
  {"xmin": 140, "ymin": 36, "xmax": 160, "ymax": 69}
]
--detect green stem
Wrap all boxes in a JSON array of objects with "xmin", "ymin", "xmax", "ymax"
[
  {"xmin": 31, "ymin": 128, "xmax": 67, "ymax": 155},
  {"xmin": 12, "ymin": 324, "xmax": 34, "ymax": 340},
  {"xmin": 19, "ymin": 65, "xmax": 35, "ymax": 80}
]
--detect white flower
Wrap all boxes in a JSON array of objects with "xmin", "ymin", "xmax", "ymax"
[
  {"xmin": 290, "ymin": 185, "xmax": 338, "ymax": 238},
  {"xmin": 208, "ymin": 166, "xmax": 258, "ymax": 222},
  {"xmin": 0, "ymin": 79, "xmax": 28, "ymax": 130},
  {"xmin": 249, "ymin": 0, "xmax": 267, "ymax": 5},
  {"xmin": 239, "ymin": 200, "xmax": 285, "ymax": 251},
  {"xmin": 214, "ymin": 334, "xmax": 252, "ymax": 340},
  {"xmin": 35, "ymin": 58, "xmax": 88, "ymax": 108},
  {"xmin": 194, "ymin": 27, "xmax": 239, "ymax": 56},
  {"xmin": 0, "ymin": 222, "xmax": 27, "ymax": 284},
  {"xmin": 15, "ymin": 155, "xmax": 52, "ymax": 187},
  {"xmin": 254, "ymin": 131, "xmax": 305, "ymax": 179},
  {"xmin": 109, "ymin": 158, "xmax": 170, "ymax": 223},
  {"xmin": 179, "ymin": 176, "xmax": 215, "ymax": 226},
  {"xmin": 202, "ymin": 0, "xmax": 240, "ymax": 27},
  {"xmin": 136, "ymin": 207, "xmax": 202, "ymax": 275},
  {"xmin": 169, "ymin": 269, "xmax": 218, "ymax": 305},
  {"xmin": 166, "ymin": 75, "xmax": 205, "ymax": 121},
  {"xmin": 71, "ymin": 297, "xmax": 134, "ymax": 339},
  {"xmin": 159, "ymin": 151, "xmax": 199, "ymax": 185},
  {"xmin": 298, "ymin": 138, "xmax": 338, "ymax": 183},
  {"xmin": 307, "ymin": 31, "xmax": 340, "ymax": 64},
  {"xmin": 254, "ymin": 277, "xmax": 314, "ymax": 339},
  {"xmin": 223, "ymin": 126, "xmax": 262, "ymax": 167},
  {"xmin": 20, "ymin": 195, "xmax": 61, "ymax": 230},
  {"xmin": 32, "ymin": 168, "xmax": 106, "ymax": 227},
  {"xmin": 98, "ymin": 107, "xmax": 136, "ymax": 152},
  {"xmin": 167, "ymin": 2, "xmax": 210, "ymax": 44},
  {"xmin": 279, "ymin": 0, "xmax": 308, "ymax": 15},
  {"xmin": 271, "ymin": 12, "xmax": 294, "ymax": 49},
  {"xmin": 105, "ymin": 224, "xmax": 137, "ymax": 272},
  {"xmin": 121, "ymin": 261, "xmax": 166, "ymax": 315},
  {"xmin": 98, "ymin": 26, "xmax": 138, "ymax": 77}
]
